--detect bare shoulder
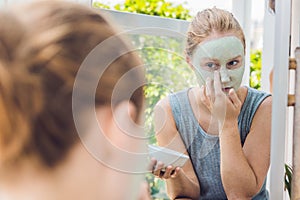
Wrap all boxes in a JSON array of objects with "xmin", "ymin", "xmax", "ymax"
[
  {"xmin": 254, "ymin": 94, "xmax": 272, "ymax": 120},
  {"xmin": 155, "ymin": 96, "xmax": 171, "ymax": 110},
  {"xmin": 243, "ymin": 93, "xmax": 272, "ymax": 192},
  {"xmin": 154, "ymin": 96, "xmax": 178, "ymax": 146},
  {"xmin": 259, "ymin": 94, "xmax": 272, "ymax": 108},
  {"xmin": 251, "ymin": 92, "xmax": 272, "ymax": 132},
  {"xmin": 154, "ymin": 96, "xmax": 173, "ymax": 124}
]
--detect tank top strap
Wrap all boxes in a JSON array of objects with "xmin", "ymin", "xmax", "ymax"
[
  {"xmin": 238, "ymin": 86, "xmax": 271, "ymax": 145},
  {"xmin": 168, "ymin": 88, "xmax": 201, "ymax": 150}
]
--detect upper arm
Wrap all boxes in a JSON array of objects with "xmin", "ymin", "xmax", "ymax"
[
  {"xmin": 153, "ymin": 97, "xmax": 199, "ymax": 184},
  {"xmin": 242, "ymin": 96, "xmax": 272, "ymax": 191}
]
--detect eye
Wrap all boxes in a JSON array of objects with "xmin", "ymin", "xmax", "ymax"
[
  {"xmin": 227, "ymin": 60, "xmax": 239, "ymax": 68},
  {"xmin": 205, "ymin": 62, "xmax": 218, "ymax": 69}
]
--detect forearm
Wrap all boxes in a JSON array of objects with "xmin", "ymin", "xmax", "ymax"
[
  {"xmin": 165, "ymin": 171, "xmax": 199, "ymax": 200},
  {"xmin": 219, "ymin": 121, "xmax": 258, "ymax": 199}
]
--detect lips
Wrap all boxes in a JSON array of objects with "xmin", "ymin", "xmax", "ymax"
[{"xmin": 222, "ymin": 87, "xmax": 233, "ymax": 93}]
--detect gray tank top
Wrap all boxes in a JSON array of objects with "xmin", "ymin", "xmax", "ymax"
[{"xmin": 169, "ymin": 86, "xmax": 271, "ymax": 200}]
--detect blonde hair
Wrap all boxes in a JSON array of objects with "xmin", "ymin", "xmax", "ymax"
[
  {"xmin": 0, "ymin": 1, "xmax": 144, "ymax": 171},
  {"xmin": 185, "ymin": 7, "xmax": 246, "ymax": 57}
]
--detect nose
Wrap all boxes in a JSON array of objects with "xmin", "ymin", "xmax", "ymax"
[{"xmin": 220, "ymin": 68, "xmax": 231, "ymax": 83}]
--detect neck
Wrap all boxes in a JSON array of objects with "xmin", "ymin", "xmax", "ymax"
[
  {"xmin": 0, "ymin": 143, "xmax": 105, "ymax": 200},
  {"xmin": 0, "ymin": 142, "xmax": 142, "ymax": 200}
]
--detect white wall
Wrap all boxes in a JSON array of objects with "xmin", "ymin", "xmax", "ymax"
[
  {"xmin": 261, "ymin": 1, "xmax": 275, "ymax": 92},
  {"xmin": 268, "ymin": 0, "xmax": 291, "ymax": 199},
  {"xmin": 291, "ymin": 0, "xmax": 300, "ymax": 57}
]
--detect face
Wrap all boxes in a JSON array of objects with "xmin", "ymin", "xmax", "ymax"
[{"xmin": 191, "ymin": 36, "xmax": 245, "ymax": 91}]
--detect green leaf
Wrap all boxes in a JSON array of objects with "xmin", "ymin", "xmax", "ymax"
[
  {"xmin": 284, "ymin": 164, "xmax": 293, "ymax": 198},
  {"xmin": 249, "ymin": 50, "xmax": 262, "ymax": 89},
  {"xmin": 93, "ymin": 2, "xmax": 111, "ymax": 9},
  {"xmin": 113, "ymin": 0, "xmax": 191, "ymax": 20}
]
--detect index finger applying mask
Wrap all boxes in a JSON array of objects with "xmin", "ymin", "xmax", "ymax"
[
  {"xmin": 191, "ymin": 36, "xmax": 245, "ymax": 92},
  {"xmin": 213, "ymin": 71, "xmax": 222, "ymax": 94}
]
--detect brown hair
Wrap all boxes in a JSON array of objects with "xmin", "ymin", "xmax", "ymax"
[
  {"xmin": 185, "ymin": 7, "xmax": 246, "ymax": 57},
  {"xmin": 269, "ymin": 0, "xmax": 275, "ymax": 13},
  {"xmin": 0, "ymin": 1, "xmax": 144, "ymax": 170}
]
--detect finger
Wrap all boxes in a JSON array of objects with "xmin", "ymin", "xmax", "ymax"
[
  {"xmin": 206, "ymin": 77, "xmax": 214, "ymax": 102},
  {"xmin": 170, "ymin": 167, "xmax": 181, "ymax": 178},
  {"xmin": 162, "ymin": 165, "xmax": 174, "ymax": 179},
  {"xmin": 228, "ymin": 88, "xmax": 241, "ymax": 108},
  {"xmin": 152, "ymin": 161, "xmax": 165, "ymax": 177},
  {"xmin": 213, "ymin": 71, "xmax": 222, "ymax": 94},
  {"xmin": 149, "ymin": 157, "xmax": 157, "ymax": 172},
  {"xmin": 202, "ymin": 85, "xmax": 206, "ymax": 97},
  {"xmin": 200, "ymin": 85, "xmax": 210, "ymax": 108}
]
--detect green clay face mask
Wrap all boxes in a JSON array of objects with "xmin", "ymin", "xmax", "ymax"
[{"xmin": 191, "ymin": 36, "xmax": 245, "ymax": 91}]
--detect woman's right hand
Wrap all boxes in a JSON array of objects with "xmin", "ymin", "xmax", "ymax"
[
  {"xmin": 200, "ymin": 71, "xmax": 242, "ymax": 125},
  {"xmin": 150, "ymin": 158, "xmax": 181, "ymax": 179}
]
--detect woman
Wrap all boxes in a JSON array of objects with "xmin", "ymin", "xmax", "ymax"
[
  {"xmin": 0, "ymin": 1, "xmax": 147, "ymax": 199},
  {"xmin": 152, "ymin": 7, "xmax": 272, "ymax": 199}
]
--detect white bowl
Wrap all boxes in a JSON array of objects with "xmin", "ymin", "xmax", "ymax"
[{"xmin": 148, "ymin": 144, "xmax": 189, "ymax": 168}]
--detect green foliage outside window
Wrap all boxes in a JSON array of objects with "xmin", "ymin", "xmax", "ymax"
[
  {"xmin": 94, "ymin": 0, "xmax": 191, "ymax": 20},
  {"xmin": 114, "ymin": 0, "xmax": 191, "ymax": 20},
  {"xmin": 250, "ymin": 49, "xmax": 262, "ymax": 89},
  {"xmin": 93, "ymin": 2, "xmax": 110, "ymax": 9},
  {"xmin": 133, "ymin": 35, "xmax": 196, "ymax": 144}
]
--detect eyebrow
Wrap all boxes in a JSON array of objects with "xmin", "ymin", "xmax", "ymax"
[
  {"xmin": 200, "ymin": 57, "xmax": 219, "ymax": 62},
  {"xmin": 200, "ymin": 55, "xmax": 242, "ymax": 61},
  {"xmin": 226, "ymin": 55, "xmax": 242, "ymax": 62}
]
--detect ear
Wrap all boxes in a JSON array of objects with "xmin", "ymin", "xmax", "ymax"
[
  {"xmin": 93, "ymin": 102, "xmax": 147, "ymax": 199},
  {"xmin": 96, "ymin": 101, "xmax": 141, "ymax": 151},
  {"xmin": 186, "ymin": 55, "xmax": 195, "ymax": 70}
]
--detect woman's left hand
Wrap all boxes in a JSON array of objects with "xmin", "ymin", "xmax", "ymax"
[{"xmin": 199, "ymin": 71, "xmax": 242, "ymax": 126}]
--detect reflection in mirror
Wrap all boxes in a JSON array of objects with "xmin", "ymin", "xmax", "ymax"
[{"xmin": 147, "ymin": 7, "xmax": 272, "ymax": 200}]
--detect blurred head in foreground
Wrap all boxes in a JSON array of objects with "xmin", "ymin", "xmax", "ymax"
[{"xmin": 0, "ymin": 1, "xmax": 147, "ymax": 199}]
